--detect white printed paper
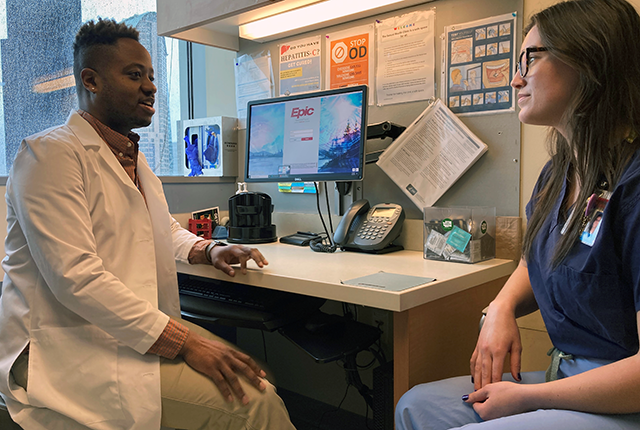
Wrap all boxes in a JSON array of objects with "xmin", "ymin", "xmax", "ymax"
[
  {"xmin": 375, "ymin": 10, "xmax": 436, "ymax": 106},
  {"xmin": 377, "ymin": 98, "xmax": 488, "ymax": 209},
  {"xmin": 234, "ymin": 53, "xmax": 273, "ymax": 126}
]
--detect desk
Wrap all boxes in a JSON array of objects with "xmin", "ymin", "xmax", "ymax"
[{"xmin": 176, "ymin": 242, "xmax": 516, "ymax": 405}]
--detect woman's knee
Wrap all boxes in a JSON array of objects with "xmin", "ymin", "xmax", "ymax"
[
  {"xmin": 395, "ymin": 377, "xmax": 479, "ymax": 430},
  {"xmin": 395, "ymin": 386, "xmax": 422, "ymax": 430}
]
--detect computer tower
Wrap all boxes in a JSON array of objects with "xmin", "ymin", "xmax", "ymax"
[{"xmin": 372, "ymin": 360, "xmax": 394, "ymax": 430}]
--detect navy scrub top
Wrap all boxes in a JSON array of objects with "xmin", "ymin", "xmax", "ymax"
[{"xmin": 526, "ymin": 153, "xmax": 640, "ymax": 361}]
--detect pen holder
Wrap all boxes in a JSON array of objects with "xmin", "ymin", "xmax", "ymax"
[
  {"xmin": 188, "ymin": 218, "xmax": 213, "ymax": 240},
  {"xmin": 423, "ymin": 206, "xmax": 495, "ymax": 263}
]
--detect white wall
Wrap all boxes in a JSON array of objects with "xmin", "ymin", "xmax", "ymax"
[{"xmin": 205, "ymin": 46, "xmax": 238, "ymax": 118}]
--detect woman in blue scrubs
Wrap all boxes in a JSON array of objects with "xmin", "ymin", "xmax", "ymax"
[{"xmin": 396, "ymin": 0, "xmax": 640, "ymax": 429}]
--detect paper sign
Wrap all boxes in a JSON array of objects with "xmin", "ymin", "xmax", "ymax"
[
  {"xmin": 325, "ymin": 24, "xmax": 374, "ymax": 104},
  {"xmin": 279, "ymin": 35, "xmax": 322, "ymax": 96},
  {"xmin": 375, "ymin": 10, "xmax": 436, "ymax": 106}
]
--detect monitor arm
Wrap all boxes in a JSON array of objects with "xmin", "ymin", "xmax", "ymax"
[
  {"xmin": 365, "ymin": 121, "xmax": 406, "ymax": 164},
  {"xmin": 366, "ymin": 121, "xmax": 406, "ymax": 141}
]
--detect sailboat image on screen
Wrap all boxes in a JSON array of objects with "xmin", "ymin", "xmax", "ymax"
[{"xmin": 320, "ymin": 118, "xmax": 361, "ymax": 174}]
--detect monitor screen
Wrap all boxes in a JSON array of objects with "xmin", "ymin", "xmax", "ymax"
[{"xmin": 245, "ymin": 85, "xmax": 368, "ymax": 182}]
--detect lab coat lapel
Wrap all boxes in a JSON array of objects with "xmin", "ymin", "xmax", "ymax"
[
  {"xmin": 65, "ymin": 111, "xmax": 143, "ymax": 198},
  {"xmin": 137, "ymin": 152, "xmax": 181, "ymax": 316},
  {"xmin": 65, "ymin": 111, "xmax": 158, "ymax": 307}
]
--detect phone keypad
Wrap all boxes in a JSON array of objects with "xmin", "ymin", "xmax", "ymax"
[{"xmin": 357, "ymin": 220, "xmax": 389, "ymax": 241}]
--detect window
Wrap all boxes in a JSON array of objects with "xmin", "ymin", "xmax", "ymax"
[{"xmin": 0, "ymin": 0, "xmax": 183, "ymax": 175}]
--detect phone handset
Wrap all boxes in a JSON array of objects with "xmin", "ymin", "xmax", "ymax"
[{"xmin": 333, "ymin": 199, "xmax": 371, "ymax": 246}]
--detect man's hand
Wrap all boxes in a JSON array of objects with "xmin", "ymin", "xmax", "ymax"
[
  {"xmin": 209, "ymin": 244, "xmax": 268, "ymax": 277},
  {"xmin": 179, "ymin": 330, "xmax": 266, "ymax": 404}
]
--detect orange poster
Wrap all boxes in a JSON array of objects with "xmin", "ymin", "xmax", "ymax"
[{"xmin": 325, "ymin": 24, "xmax": 374, "ymax": 97}]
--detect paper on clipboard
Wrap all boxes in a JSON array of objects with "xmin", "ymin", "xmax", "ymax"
[{"xmin": 376, "ymin": 98, "xmax": 488, "ymax": 209}]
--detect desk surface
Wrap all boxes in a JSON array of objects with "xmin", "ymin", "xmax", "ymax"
[{"xmin": 177, "ymin": 242, "xmax": 516, "ymax": 312}]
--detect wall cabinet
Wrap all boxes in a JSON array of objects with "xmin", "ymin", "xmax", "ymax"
[
  {"xmin": 157, "ymin": 0, "xmax": 313, "ymax": 50},
  {"xmin": 156, "ymin": 0, "xmax": 433, "ymax": 50}
]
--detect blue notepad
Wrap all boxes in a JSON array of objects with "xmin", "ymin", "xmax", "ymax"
[{"xmin": 343, "ymin": 271, "xmax": 435, "ymax": 291}]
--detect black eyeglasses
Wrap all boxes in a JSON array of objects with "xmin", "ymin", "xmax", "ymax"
[{"xmin": 517, "ymin": 47, "xmax": 548, "ymax": 77}]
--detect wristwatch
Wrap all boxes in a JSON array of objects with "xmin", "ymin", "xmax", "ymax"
[{"xmin": 205, "ymin": 240, "xmax": 227, "ymax": 263}]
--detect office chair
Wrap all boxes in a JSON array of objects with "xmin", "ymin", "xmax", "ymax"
[{"xmin": 0, "ymin": 396, "xmax": 22, "ymax": 430}]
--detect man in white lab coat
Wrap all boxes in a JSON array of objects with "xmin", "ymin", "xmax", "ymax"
[{"xmin": 0, "ymin": 19, "xmax": 295, "ymax": 430}]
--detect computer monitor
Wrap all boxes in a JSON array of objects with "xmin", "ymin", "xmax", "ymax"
[{"xmin": 245, "ymin": 85, "xmax": 368, "ymax": 183}]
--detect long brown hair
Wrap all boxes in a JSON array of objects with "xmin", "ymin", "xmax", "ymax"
[{"xmin": 522, "ymin": 0, "xmax": 640, "ymax": 267}]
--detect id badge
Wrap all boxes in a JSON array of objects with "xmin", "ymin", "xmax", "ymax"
[{"xmin": 578, "ymin": 191, "xmax": 610, "ymax": 246}]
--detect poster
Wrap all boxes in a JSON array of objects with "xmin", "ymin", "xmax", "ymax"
[
  {"xmin": 325, "ymin": 24, "xmax": 375, "ymax": 104},
  {"xmin": 234, "ymin": 52, "xmax": 273, "ymax": 127},
  {"xmin": 279, "ymin": 35, "xmax": 321, "ymax": 96},
  {"xmin": 375, "ymin": 10, "xmax": 436, "ymax": 106},
  {"xmin": 443, "ymin": 12, "xmax": 517, "ymax": 115}
]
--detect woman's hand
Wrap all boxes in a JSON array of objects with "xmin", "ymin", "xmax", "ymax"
[
  {"xmin": 464, "ymin": 381, "xmax": 531, "ymax": 420},
  {"xmin": 470, "ymin": 302, "xmax": 523, "ymax": 390},
  {"xmin": 470, "ymin": 259, "xmax": 536, "ymax": 390},
  {"xmin": 209, "ymin": 244, "xmax": 268, "ymax": 277}
]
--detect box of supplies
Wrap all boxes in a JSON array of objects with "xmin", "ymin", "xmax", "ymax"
[
  {"xmin": 180, "ymin": 116, "xmax": 238, "ymax": 177},
  {"xmin": 423, "ymin": 206, "xmax": 495, "ymax": 263}
]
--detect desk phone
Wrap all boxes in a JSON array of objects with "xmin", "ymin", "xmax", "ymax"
[{"xmin": 333, "ymin": 200, "xmax": 405, "ymax": 252}]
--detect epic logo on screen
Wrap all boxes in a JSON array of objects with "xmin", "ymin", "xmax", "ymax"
[{"xmin": 291, "ymin": 106, "xmax": 315, "ymax": 119}]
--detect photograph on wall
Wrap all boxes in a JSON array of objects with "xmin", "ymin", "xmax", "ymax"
[
  {"xmin": 443, "ymin": 12, "xmax": 517, "ymax": 115},
  {"xmin": 279, "ymin": 35, "xmax": 321, "ymax": 96},
  {"xmin": 375, "ymin": 9, "xmax": 436, "ymax": 106},
  {"xmin": 192, "ymin": 206, "xmax": 220, "ymax": 227},
  {"xmin": 325, "ymin": 24, "xmax": 375, "ymax": 104}
]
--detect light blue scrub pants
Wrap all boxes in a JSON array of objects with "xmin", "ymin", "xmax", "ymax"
[{"xmin": 395, "ymin": 356, "xmax": 640, "ymax": 430}]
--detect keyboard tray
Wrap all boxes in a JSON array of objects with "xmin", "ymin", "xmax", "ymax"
[{"xmin": 178, "ymin": 274, "xmax": 325, "ymax": 331}]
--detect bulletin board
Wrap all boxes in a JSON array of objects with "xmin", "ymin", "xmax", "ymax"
[{"xmin": 235, "ymin": 0, "xmax": 524, "ymax": 220}]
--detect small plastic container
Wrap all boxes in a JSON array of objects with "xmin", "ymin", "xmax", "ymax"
[{"xmin": 423, "ymin": 206, "xmax": 496, "ymax": 263}]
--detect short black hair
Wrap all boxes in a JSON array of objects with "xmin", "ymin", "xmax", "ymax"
[{"xmin": 73, "ymin": 18, "xmax": 139, "ymax": 90}]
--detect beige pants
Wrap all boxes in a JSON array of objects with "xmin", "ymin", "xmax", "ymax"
[{"xmin": 12, "ymin": 318, "xmax": 295, "ymax": 430}]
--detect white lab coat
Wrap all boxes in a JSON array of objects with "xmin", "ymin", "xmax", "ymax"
[{"xmin": 0, "ymin": 111, "xmax": 201, "ymax": 430}]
